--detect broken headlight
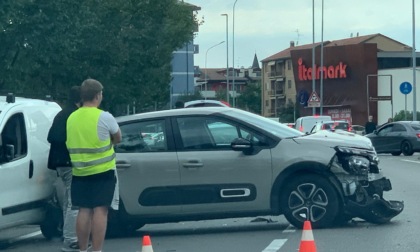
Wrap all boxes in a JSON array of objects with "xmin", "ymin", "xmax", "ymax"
[{"xmin": 342, "ymin": 156, "xmax": 370, "ymax": 176}]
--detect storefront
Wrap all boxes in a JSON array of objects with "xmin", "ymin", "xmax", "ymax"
[{"xmin": 290, "ymin": 43, "xmax": 379, "ymax": 125}]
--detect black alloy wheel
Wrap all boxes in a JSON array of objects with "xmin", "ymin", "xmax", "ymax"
[
  {"xmin": 401, "ymin": 141, "xmax": 414, "ymax": 156},
  {"xmin": 280, "ymin": 174, "xmax": 340, "ymax": 229}
]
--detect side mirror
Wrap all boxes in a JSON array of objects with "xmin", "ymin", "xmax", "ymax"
[
  {"xmin": 5, "ymin": 144, "xmax": 14, "ymax": 161},
  {"xmin": 231, "ymin": 138, "xmax": 253, "ymax": 154},
  {"xmin": 373, "ymin": 130, "xmax": 378, "ymax": 135}
]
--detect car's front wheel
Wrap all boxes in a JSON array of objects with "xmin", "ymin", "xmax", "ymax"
[{"xmin": 280, "ymin": 174, "xmax": 340, "ymax": 229}]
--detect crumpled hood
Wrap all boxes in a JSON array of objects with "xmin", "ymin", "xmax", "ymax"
[{"xmin": 293, "ymin": 130, "xmax": 373, "ymax": 149}]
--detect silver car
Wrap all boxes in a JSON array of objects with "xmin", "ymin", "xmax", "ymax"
[{"xmin": 109, "ymin": 107, "xmax": 403, "ymax": 234}]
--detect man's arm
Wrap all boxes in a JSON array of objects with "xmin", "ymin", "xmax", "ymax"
[{"xmin": 111, "ymin": 128, "xmax": 122, "ymax": 145}]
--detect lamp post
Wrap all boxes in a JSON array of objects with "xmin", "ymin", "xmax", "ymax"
[
  {"xmin": 232, "ymin": 0, "xmax": 238, "ymax": 107},
  {"xmin": 204, "ymin": 41, "xmax": 225, "ymax": 100},
  {"xmin": 320, "ymin": 0, "xmax": 324, "ymax": 115},
  {"xmin": 311, "ymin": 0, "xmax": 315, "ymax": 115},
  {"xmin": 412, "ymin": 0, "xmax": 417, "ymax": 120},
  {"xmin": 221, "ymin": 14, "xmax": 229, "ymax": 104}
]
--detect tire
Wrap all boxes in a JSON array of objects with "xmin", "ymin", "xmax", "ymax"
[
  {"xmin": 40, "ymin": 201, "xmax": 63, "ymax": 240},
  {"xmin": 391, "ymin": 152, "xmax": 401, "ymax": 156},
  {"xmin": 106, "ymin": 202, "xmax": 144, "ymax": 238},
  {"xmin": 280, "ymin": 174, "xmax": 340, "ymax": 229},
  {"xmin": 401, "ymin": 141, "xmax": 414, "ymax": 156}
]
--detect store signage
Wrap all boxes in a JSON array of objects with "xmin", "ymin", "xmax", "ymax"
[{"xmin": 297, "ymin": 58, "xmax": 348, "ymax": 81}]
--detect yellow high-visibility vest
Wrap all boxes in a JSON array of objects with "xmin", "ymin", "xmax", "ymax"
[{"xmin": 66, "ymin": 107, "xmax": 116, "ymax": 176}]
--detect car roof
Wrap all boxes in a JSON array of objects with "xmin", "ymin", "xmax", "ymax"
[
  {"xmin": 184, "ymin": 100, "xmax": 230, "ymax": 107},
  {"xmin": 117, "ymin": 107, "xmax": 233, "ymax": 123}
]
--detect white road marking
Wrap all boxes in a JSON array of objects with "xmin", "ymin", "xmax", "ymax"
[
  {"xmin": 401, "ymin": 159, "xmax": 420, "ymax": 164},
  {"xmin": 282, "ymin": 224, "xmax": 296, "ymax": 233},
  {"xmin": 261, "ymin": 239, "xmax": 287, "ymax": 252}
]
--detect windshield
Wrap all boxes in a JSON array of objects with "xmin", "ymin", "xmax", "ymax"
[{"xmin": 223, "ymin": 109, "xmax": 304, "ymax": 138}]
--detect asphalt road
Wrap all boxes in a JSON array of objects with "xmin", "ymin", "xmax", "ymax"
[{"xmin": 1, "ymin": 153, "xmax": 419, "ymax": 252}]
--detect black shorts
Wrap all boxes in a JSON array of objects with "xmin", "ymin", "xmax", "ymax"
[{"xmin": 71, "ymin": 170, "xmax": 116, "ymax": 208}]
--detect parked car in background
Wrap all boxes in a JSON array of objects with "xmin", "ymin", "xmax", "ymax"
[
  {"xmin": 352, "ymin": 125, "xmax": 366, "ymax": 135},
  {"xmin": 107, "ymin": 107, "xmax": 403, "ymax": 234},
  {"xmin": 184, "ymin": 100, "xmax": 230, "ymax": 108},
  {"xmin": 295, "ymin": 115, "xmax": 332, "ymax": 133},
  {"xmin": 365, "ymin": 121, "xmax": 420, "ymax": 156},
  {"xmin": 309, "ymin": 120, "xmax": 353, "ymax": 134},
  {"xmin": 283, "ymin": 122, "xmax": 295, "ymax": 128}
]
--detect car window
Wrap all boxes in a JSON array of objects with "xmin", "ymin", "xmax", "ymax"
[
  {"xmin": 177, "ymin": 117, "xmax": 264, "ymax": 150},
  {"xmin": 0, "ymin": 113, "xmax": 28, "ymax": 163},
  {"xmin": 411, "ymin": 124, "xmax": 420, "ymax": 131},
  {"xmin": 392, "ymin": 124, "xmax": 406, "ymax": 132},
  {"xmin": 115, "ymin": 119, "xmax": 167, "ymax": 153},
  {"xmin": 377, "ymin": 124, "xmax": 393, "ymax": 136},
  {"xmin": 333, "ymin": 122, "xmax": 349, "ymax": 130}
]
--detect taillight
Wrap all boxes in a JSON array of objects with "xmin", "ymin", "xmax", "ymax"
[
  {"xmin": 348, "ymin": 126, "xmax": 352, "ymax": 132},
  {"xmin": 299, "ymin": 125, "xmax": 303, "ymax": 132},
  {"xmin": 417, "ymin": 133, "xmax": 420, "ymax": 138}
]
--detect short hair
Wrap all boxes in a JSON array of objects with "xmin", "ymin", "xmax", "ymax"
[
  {"xmin": 68, "ymin": 86, "xmax": 81, "ymax": 104},
  {"xmin": 80, "ymin": 79, "xmax": 103, "ymax": 102}
]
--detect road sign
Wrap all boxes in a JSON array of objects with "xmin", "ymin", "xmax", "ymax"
[
  {"xmin": 399, "ymin": 82, "xmax": 412, "ymax": 95},
  {"xmin": 307, "ymin": 91, "xmax": 320, "ymax": 107},
  {"xmin": 369, "ymin": 96, "xmax": 392, "ymax": 101}
]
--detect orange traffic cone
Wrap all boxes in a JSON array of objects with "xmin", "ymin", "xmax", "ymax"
[
  {"xmin": 141, "ymin": 235, "xmax": 154, "ymax": 252},
  {"xmin": 299, "ymin": 221, "xmax": 317, "ymax": 252}
]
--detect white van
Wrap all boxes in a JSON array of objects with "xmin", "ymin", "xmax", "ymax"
[
  {"xmin": 0, "ymin": 94, "xmax": 62, "ymax": 238},
  {"xmin": 295, "ymin": 115, "xmax": 332, "ymax": 133}
]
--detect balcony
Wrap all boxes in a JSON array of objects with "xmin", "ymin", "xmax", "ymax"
[
  {"xmin": 268, "ymin": 90, "xmax": 285, "ymax": 97},
  {"xmin": 269, "ymin": 71, "xmax": 284, "ymax": 78}
]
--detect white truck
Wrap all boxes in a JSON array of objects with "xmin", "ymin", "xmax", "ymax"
[{"xmin": 0, "ymin": 94, "xmax": 62, "ymax": 238}]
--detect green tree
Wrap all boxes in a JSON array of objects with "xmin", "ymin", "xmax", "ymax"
[
  {"xmin": 277, "ymin": 102, "xmax": 299, "ymax": 123},
  {"xmin": 393, "ymin": 110, "xmax": 420, "ymax": 121},
  {"xmin": 0, "ymin": 0, "xmax": 199, "ymax": 115},
  {"xmin": 236, "ymin": 83, "xmax": 261, "ymax": 114}
]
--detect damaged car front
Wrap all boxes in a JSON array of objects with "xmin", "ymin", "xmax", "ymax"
[
  {"xmin": 331, "ymin": 145, "xmax": 404, "ymax": 224},
  {"xmin": 279, "ymin": 130, "xmax": 404, "ymax": 228}
]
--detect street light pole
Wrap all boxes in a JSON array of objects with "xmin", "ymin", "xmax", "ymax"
[
  {"xmin": 232, "ymin": 0, "xmax": 238, "ymax": 107},
  {"xmin": 312, "ymin": 0, "xmax": 316, "ymax": 115},
  {"xmin": 412, "ymin": 0, "xmax": 417, "ymax": 120},
  {"xmin": 221, "ymin": 14, "xmax": 229, "ymax": 104},
  {"xmin": 320, "ymin": 0, "xmax": 324, "ymax": 115},
  {"xmin": 204, "ymin": 41, "xmax": 225, "ymax": 100}
]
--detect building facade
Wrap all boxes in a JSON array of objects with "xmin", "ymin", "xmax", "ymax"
[{"xmin": 261, "ymin": 33, "xmax": 414, "ymax": 125}]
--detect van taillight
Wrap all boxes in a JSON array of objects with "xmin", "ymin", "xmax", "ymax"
[
  {"xmin": 348, "ymin": 126, "xmax": 352, "ymax": 132},
  {"xmin": 417, "ymin": 133, "xmax": 420, "ymax": 138},
  {"xmin": 299, "ymin": 126, "xmax": 303, "ymax": 132}
]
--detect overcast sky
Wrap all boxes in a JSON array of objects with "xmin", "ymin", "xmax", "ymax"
[{"xmin": 186, "ymin": 0, "xmax": 419, "ymax": 68}]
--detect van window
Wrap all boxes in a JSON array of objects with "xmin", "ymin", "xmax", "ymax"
[{"xmin": 0, "ymin": 113, "xmax": 28, "ymax": 163}]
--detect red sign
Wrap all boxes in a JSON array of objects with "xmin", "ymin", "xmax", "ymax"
[{"xmin": 297, "ymin": 58, "xmax": 348, "ymax": 81}]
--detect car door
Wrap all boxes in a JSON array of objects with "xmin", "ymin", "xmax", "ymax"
[
  {"xmin": 115, "ymin": 118, "xmax": 181, "ymax": 216},
  {"xmin": 389, "ymin": 123, "xmax": 407, "ymax": 151},
  {"xmin": 0, "ymin": 113, "xmax": 43, "ymax": 228},
  {"xmin": 173, "ymin": 116, "xmax": 273, "ymax": 215},
  {"xmin": 370, "ymin": 124, "xmax": 393, "ymax": 152}
]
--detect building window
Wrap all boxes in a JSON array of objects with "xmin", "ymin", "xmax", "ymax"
[
  {"xmin": 265, "ymin": 100, "xmax": 269, "ymax": 107},
  {"xmin": 288, "ymin": 80, "xmax": 292, "ymax": 89},
  {"xmin": 287, "ymin": 60, "xmax": 291, "ymax": 70}
]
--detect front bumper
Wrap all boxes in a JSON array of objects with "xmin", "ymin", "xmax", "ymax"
[{"xmin": 345, "ymin": 177, "xmax": 404, "ymax": 223}]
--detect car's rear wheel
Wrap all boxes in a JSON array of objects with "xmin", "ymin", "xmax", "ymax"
[
  {"xmin": 401, "ymin": 141, "xmax": 414, "ymax": 156},
  {"xmin": 106, "ymin": 202, "xmax": 144, "ymax": 237},
  {"xmin": 391, "ymin": 152, "xmax": 401, "ymax": 156},
  {"xmin": 280, "ymin": 174, "xmax": 340, "ymax": 229}
]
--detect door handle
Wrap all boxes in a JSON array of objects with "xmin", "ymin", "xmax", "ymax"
[
  {"xmin": 116, "ymin": 161, "xmax": 131, "ymax": 169},
  {"xmin": 182, "ymin": 159, "xmax": 203, "ymax": 168}
]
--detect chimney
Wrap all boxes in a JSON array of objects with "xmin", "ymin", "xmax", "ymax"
[{"xmin": 290, "ymin": 41, "xmax": 295, "ymax": 47}]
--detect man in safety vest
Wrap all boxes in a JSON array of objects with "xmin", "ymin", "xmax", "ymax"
[{"xmin": 66, "ymin": 79, "xmax": 121, "ymax": 252}]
